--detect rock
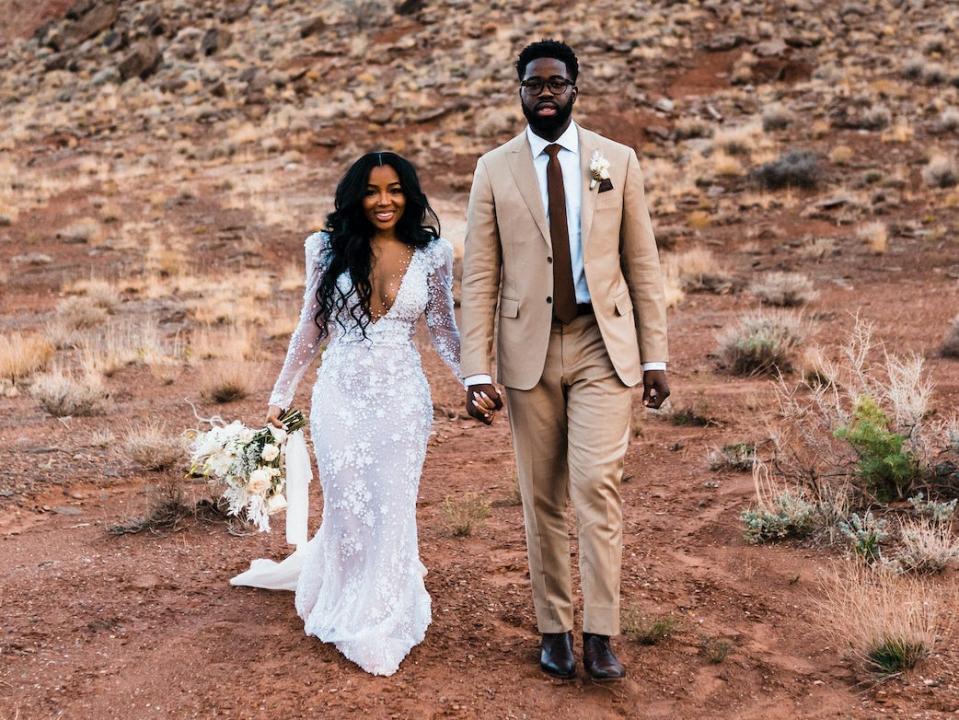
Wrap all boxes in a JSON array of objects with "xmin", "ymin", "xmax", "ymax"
[
  {"xmin": 118, "ymin": 38, "xmax": 162, "ymax": 81},
  {"xmin": 209, "ymin": 80, "xmax": 227, "ymax": 97},
  {"xmin": 645, "ymin": 125, "xmax": 672, "ymax": 141},
  {"xmin": 91, "ymin": 66, "xmax": 119, "ymax": 85},
  {"xmin": 396, "ymin": 0, "xmax": 426, "ymax": 14},
  {"xmin": 753, "ymin": 39, "xmax": 788, "ymax": 58},
  {"xmin": 654, "ymin": 97, "xmax": 675, "ymax": 114},
  {"xmin": 65, "ymin": 0, "xmax": 97, "ymax": 20},
  {"xmin": 299, "ymin": 17, "xmax": 326, "ymax": 38},
  {"xmin": 221, "ymin": 0, "xmax": 253, "ymax": 23},
  {"xmin": 703, "ymin": 33, "xmax": 742, "ymax": 51},
  {"xmin": 66, "ymin": 2, "xmax": 118, "ymax": 46},
  {"xmin": 43, "ymin": 54, "xmax": 68, "ymax": 73},
  {"xmin": 201, "ymin": 28, "xmax": 232, "ymax": 56},
  {"xmin": 102, "ymin": 29, "xmax": 128, "ymax": 52}
]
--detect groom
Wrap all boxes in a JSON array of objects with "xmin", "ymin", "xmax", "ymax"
[{"xmin": 460, "ymin": 40, "xmax": 670, "ymax": 681}]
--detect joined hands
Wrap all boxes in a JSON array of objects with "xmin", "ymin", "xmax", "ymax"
[{"xmin": 465, "ymin": 383, "xmax": 503, "ymax": 425}]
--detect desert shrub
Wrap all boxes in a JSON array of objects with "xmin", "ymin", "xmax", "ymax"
[
  {"xmin": 752, "ymin": 151, "xmax": 820, "ymax": 190},
  {"xmin": 860, "ymin": 105, "xmax": 892, "ymax": 131},
  {"xmin": 766, "ymin": 320, "xmax": 949, "ymax": 513},
  {"xmin": 718, "ymin": 310, "xmax": 805, "ymax": 375},
  {"xmin": 622, "ymin": 611, "xmax": 679, "ymax": 645},
  {"xmin": 442, "ymin": 492, "xmax": 491, "ymax": 537},
  {"xmin": 941, "ymin": 316, "xmax": 959, "ymax": 358},
  {"xmin": 664, "ymin": 247, "xmax": 733, "ymax": 294},
  {"xmin": 108, "ymin": 476, "xmax": 193, "ymax": 535},
  {"xmin": 921, "ymin": 154, "xmax": 958, "ymax": 188},
  {"xmin": 713, "ymin": 123, "xmax": 759, "ymax": 155},
  {"xmin": 56, "ymin": 295, "xmax": 110, "ymax": 328},
  {"xmin": 199, "ymin": 361, "xmax": 253, "ymax": 403},
  {"xmin": 761, "ymin": 102, "xmax": 793, "ymax": 131},
  {"xmin": 838, "ymin": 511, "xmax": 888, "ymax": 562},
  {"xmin": 708, "ymin": 442, "xmax": 755, "ymax": 471},
  {"xmin": 123, "ymin": 422, "xmax": 186, "ymax": 471},
  {"xmin": 0, "ymin": 332, "xmax": 55, "ymax": 381},
  {"xmin": 895, "ymin": 517, "xmax": 959, "ymax": 574},
  {"xmin": 834, "ymin": 395, "xmax": 920, "ymax": 501},
  {"xmin": 818, "ymin": 561, "xmax": 944, "ymax": 675},
  {"xmin": 938, "ymin": 108, "xmax": 959, "ymax": 133},
  {"xmin": 742, "ymin": 461, "xmax": 815, "ymax": 543},
  {"xmin": 31, "ymin": 365, "xmax": 111, "ymax": 416},
  {"xmin": 908, "ymin": 493, "xmax": 957, "ymax": 523},
  {"xmin": 699, "ymin": 636, "xmax": 732, "ymax": 664},
  {"xmin": 674, "ymin": 117, "xmax": 713, "ymax": 140},
  {"xmin": 901, "ymin": 56, "xmax": 925, "ymax": 80},
  {"xmin": 923, "ymin": 62, "xmax": 947, "ymax": 85},
  {"xmin": 64, "ymin": 277, "xmax": 121, "ymax": 310},
  {"xmin": 749, "ymin": 272, "xmax": 818, "ymax": 307},
  {"xmin": 857, "ymin": 221, "xmax": 888, "ymax": 254},
  {"xmin": 828, "ymin": 146, "xmax": 854, "ymax": 164}
]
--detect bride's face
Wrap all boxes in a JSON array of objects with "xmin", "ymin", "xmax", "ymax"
[{"xmin": 363, "ymin": 164, "xmax": 406, "ymax": 233}]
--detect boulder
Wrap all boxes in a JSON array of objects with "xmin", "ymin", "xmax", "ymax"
[
  {"xmin": 66, "ymin": 2, "xmax": 118, "ymax": 45},
  {"xmin": 201, "ymin": 28, "xmax": 232, "ymax": 56},
  {"xmin": 118, "ymin": 38, "xmax": 162, "ymax": 81}
]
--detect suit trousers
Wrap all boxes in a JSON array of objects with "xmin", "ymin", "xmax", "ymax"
[{"xmin": 505, "ymin": 312, "xmax": 632, "ymax": 636}]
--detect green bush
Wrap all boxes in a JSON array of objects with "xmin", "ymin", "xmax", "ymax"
[
  {"xmin": 742, "ymin": 491, "xmax": 815, "ymax": 543},
  {"xmin": 834, "ymin": 395, "xmax": 920, "ymax": 501}
]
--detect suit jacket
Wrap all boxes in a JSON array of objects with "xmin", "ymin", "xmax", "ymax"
[{"xmin": 460, "ymin": 124, "xmax": 668, "ymax": 391}]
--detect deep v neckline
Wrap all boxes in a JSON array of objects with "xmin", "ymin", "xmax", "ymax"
[{"xmin": 368, "ymin": 246, "xmax": 418, "ymax": 326}]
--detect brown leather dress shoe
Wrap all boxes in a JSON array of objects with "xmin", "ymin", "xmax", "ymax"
[
  {"xmin": 583, "ymin": 632, "xmax": 625, "ymax": 680},
  {"xmin": 540, "ymin": 631, "xmax": 576, "ymax": 679}
]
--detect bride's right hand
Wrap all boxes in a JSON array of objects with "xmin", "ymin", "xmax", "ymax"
[{"xmin": 266, "ymin": 405, "xmax": 285, "ymax": 428}]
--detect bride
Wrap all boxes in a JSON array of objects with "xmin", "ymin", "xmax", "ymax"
[{"xmin": 230, "ymin": 151, "xmax": 493, "ymax": 676}]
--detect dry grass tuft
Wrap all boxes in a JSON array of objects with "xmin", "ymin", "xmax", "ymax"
[
  {"xmin": 622, "ymin": 610, "xmax": 679, "ymax": 645},
  {"xmin": 199, "ymin": 361, "xmax": 255, "ymax": 403},
  {"xmin": 829, "ymin": 146, "xmax": 855, "ymax": 165},
  {"xmin": 762, "ymin": 102, "xmax": 794, "ymax": 131},
  {"xmin": 122, "ymin": 422, "xmax": 187, "ymax": 471},
  {"xmin": 718, "ymin": 310, "xmax": 805, "ymax": 375},
  {"xmin": 442, "ymin": 492, "xmax": 491, "ymax": 537},
  {"xmin": 922, "ymin": 154, "xmax": 959, "ymax": 188},
  {"xmin": 895, "ymin": 517, "xmax": 959, "ymax": 574},
  {"xmin": 818, "ymin": 561, "xmax": 947, "ymax": 675},
  {"xmin": 30, "ymin": 365, "xmax": 111, "ymax": 416},
  {"xmin": 665, "ymin": 247, "xmax": 734, "ymax": 294},
  {"xmin": 0, "ymin": 332, "xmax": 55, "ymax": 381},
  {"xmin": 857, "ymin": 221, "xmax": 889, "ymax": 254},
  {"xmin": 750, "ymin": 272, "xmax": 818, "ymax": 307},
  {"xmin": 64, "ymin": 277, "xmax": 122, "ymax": 310},
  {"xmin": 189, "ymin": 324, "xmax": 257, "ymax": 362},
  {"xmin": 108, "ymin": 477, "xmax": 193, "ymax": 535}
]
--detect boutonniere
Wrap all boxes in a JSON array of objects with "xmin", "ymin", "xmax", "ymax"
[{"xmin": 589, "ymin": 150, "xmax": 611, "ymax": 191}]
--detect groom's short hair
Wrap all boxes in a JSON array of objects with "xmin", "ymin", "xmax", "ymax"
[{"xmin": 515, "ymin": 40, "xmax": 579, "ymax": 83}]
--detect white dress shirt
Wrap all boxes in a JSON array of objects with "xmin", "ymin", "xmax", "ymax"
[{"xmin": 465, "ymin": 121, "xmax": 666, "ymax": 387}]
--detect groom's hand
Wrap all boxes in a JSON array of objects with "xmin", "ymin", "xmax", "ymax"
[
  {"xmin": 466, "ymin": 383, "xmax": 503, "ymax": 425},
  {"xmin": 642, "ymin": 370, "xmax": 670, "ymax": 409}
]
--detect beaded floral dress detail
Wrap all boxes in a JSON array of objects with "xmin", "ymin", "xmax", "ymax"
[{"xmin": 267, "ymin": 231, "xmax": 462, "ymax": 676}]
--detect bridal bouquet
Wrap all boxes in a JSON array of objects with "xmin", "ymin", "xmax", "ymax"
[{"xmin": 188, "ymin": 408, "xmax": 307, "ymax": 533}]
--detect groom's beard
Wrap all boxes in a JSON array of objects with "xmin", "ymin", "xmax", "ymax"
[{"xmin": 523, "ymin": 98, "xmax": 574, "ymax": 136}]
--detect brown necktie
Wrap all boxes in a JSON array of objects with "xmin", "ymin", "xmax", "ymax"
[{"xmin": 544, "ymin": 144, "xmax": 577, "ymax": 324}]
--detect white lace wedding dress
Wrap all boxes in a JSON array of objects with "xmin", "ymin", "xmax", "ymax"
[{"xmin": 230, "ymin": 231, "xmax": 462, "ymax": 676}]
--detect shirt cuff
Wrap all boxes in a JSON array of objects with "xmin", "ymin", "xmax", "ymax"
[
  {"xmin": 465, "ymin": 374, "xmax": 493, "ymax": 386},
  {"xmin": 642, "ymin": 362, "xmax": 667, "ymax": 371}
]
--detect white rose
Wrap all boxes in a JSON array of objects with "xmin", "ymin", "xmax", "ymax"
[
  {"xmin": 260, "ymin": 443, "xmax": 280, "ymax": 462},
  {"xmin": 265, "ymin": 493, "xmax": 287, "ymax": 514},
  {"xmin": 269, "ymin": 426, "xmax": 288, "ymax": 444},
  {"xmin": 247, "ymin": 469, "xmax": 271, "ymax": 495},
  {"xmin": 239, "ymin": 428, "xmax": 256, "ymax": 444}
]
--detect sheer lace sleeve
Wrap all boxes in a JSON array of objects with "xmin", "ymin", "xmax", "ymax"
[
  {"xmin": 424, "ymin": 238, "xmax": 463, "ymax": 384},
  {"xmin": 268, "ymin": 232, "xmax": 328, "ymax": 409}
]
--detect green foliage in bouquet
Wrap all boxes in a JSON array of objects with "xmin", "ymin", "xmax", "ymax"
[{"xmin": 834, "ymin": 395, "xmax": 919, "ymax": 502}]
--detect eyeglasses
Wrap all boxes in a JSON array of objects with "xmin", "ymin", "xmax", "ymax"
[{"xmin": 520, "ymin": 77, "xmax": 574, "ymax": 96}]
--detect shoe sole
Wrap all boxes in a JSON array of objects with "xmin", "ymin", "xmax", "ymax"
[{"xmin": 540, "ymin": 665, "xmax": 577, "ymax": 680}]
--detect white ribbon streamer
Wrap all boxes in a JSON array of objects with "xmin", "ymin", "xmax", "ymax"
[{"xmin": 284, "ymin": 429, "xmax": 312, "ymax": 547}]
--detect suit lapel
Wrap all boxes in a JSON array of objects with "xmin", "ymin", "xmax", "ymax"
[
  {"xmin": 578, "ymin": 126, "xmax": 596, "ymax": 253},
  {"xmin": 506, "ymin": 133, "xmax": 551, "ymax": 247}
]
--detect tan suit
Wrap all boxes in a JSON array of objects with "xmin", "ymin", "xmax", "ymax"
[{"xmin": 461, "ymin": 125, "xmax": 668, "ymax": 635}]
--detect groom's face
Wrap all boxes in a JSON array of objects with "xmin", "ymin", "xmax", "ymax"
[{"xmin": 520, "ymin": 57, "xmax": 577, "ymax": 135}]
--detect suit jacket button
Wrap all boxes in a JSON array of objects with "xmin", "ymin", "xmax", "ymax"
[
  {"xmin": 547, "ymin": 257, "xmax": 553, "ymax": 263},
  {"xmin": 546, "ymin": 296, "xmax": 552, "ymax": 303}
]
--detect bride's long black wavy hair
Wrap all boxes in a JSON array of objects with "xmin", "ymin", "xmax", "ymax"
[{"xmin": 314, "ymin": 151, "xmax": 440, "ymax": 339}]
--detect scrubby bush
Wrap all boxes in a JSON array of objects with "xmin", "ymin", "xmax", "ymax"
[
  {"xmin": 0, "ymin": 332, "xmax": 54, "ymax": 381},
  {"xmin": 750, "ymin": 272, "xmax": 818, "ymax": 307},
  {"xmin": 442, "ymin": 492, "xmax": 491, "ymax": 537},
  {"xmin": 941, "ymin": 316, "xmax": 959, "ymax": 358},
  {"xmin": 708, "ymin": 442, "xmax": 755, "ymax": 471},
  {"xmin": 123, "ymin": 422, "xmax": 186, "ymax": 471},
  {"xmin": 752, "ymin": 151, "xmax": 820, "ymax": 190},
  {"xmin": 742, "ymin": 461, "xmax": 815, "ymax": 543},
  {"xmin": 31, "ymin": 365, "xmax": 111, "ymax": 416},
  {"xmin": 718, "ymin": 310, "xmax": 805, "ymax": 375},
  {"xmin": 895, "ymin": 517, "xmax": 959, "ymax": 574},
  {"xmin": 921, "ymin": 154, "xmax": 958, "ymax": 188},
  {"xmin": 838, "ymin": 511, "xmax": 888, "ymax": 562}
]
